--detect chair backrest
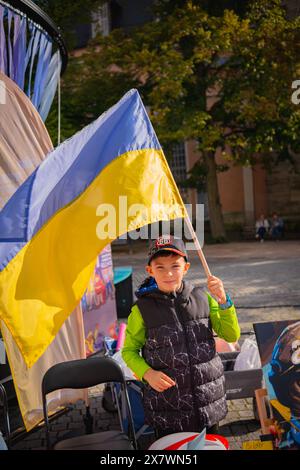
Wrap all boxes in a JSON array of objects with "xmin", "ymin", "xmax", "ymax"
[
  {"xmin": 41, "ymin": 356, "xmax": 137, "ymax": 449},
  {"xmin": 42, "ymin": 356, "xmax": 126, "ymax": 395}
]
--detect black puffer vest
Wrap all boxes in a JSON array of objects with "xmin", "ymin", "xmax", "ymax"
[{"xmin": 136, "ymin": 279, "xmax": 227, "ymax": 433}]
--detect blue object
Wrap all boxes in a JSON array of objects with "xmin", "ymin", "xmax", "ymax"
[
  {"xmin": 187, "ymin": 428, "xmax": 206, "ymax": 450},
  {"xmin": 0, "ymin": 431, "xmax": 7, "ymax": 450},
  {"xmin": 104, "ymin": 337, "xmax": 118, "ymax": 356},
  {"xmin": 113, "ymin": 267, "xmax": 133, "ymax": 285},
  {"xmin": 289, "ymin": 417, "xmax": 300, "ymax": 447},
  {"xmin": 219, "ymin": 293, "xmax": 233, "ymax": 310},
  {"xmin": 114, "ymin": 267, "xmax": 133, "ymax": 319},
  {"xmin": 135, "ymin": 276, "xmax": 158, "ymax": 298},
  {"xmin": 115, "ymin": 381, "xmax": 154, "ymax": 438}
]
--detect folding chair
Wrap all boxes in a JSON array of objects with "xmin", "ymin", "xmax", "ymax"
[
  {"xmin": 41, "ymin": 356, "xmax": 137, "ymax": 450},
  {"xmin": 0, "ymin": 383, "xmax": 10, "ymax": 449},
  {"xmin": 113, "ymin": 380, "xmax": 154, "ymax": 440}
]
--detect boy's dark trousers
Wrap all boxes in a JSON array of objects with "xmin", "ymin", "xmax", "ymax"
[{"xmin": 155, "ymin": 423, "xmax": 220, "ymax": 440}]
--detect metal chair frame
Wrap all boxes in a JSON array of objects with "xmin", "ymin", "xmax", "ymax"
[
  {"xmin": 0, "ymin": 382, "xmax": 11, "ymax": 449},
  {"xmin": 41, "ymin": 356, "xmax": 137, "ymax": 450}
]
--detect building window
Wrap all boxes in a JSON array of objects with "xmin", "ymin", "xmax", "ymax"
[
  {"xmin": 92, "ymin": 3, "xmax": 111, "ymax": 38},
  {"xmin": 170, "ymin": 142, "xmax": 187, "ymax": 182},
  {"xmin": 169, "ymin": 142, "xmax": 188, "ymax": 202}
]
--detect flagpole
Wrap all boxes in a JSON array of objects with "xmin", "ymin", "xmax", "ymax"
[
  {"xmin": 184, "ymin": 212, "xmax": 212, "ymax": 278},
  {"xmin": 159, "ymin": 150, "xmax": 212, "ymax": 278}
]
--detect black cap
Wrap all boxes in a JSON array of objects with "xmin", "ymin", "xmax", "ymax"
[{"xmin": 148, "ymin": 235, "xmax": 187, "ymax": 264}]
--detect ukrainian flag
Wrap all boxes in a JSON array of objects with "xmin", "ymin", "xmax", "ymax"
[{"xmin": 0, "ymin": 89, "xmax": 186, "ymax": 367}]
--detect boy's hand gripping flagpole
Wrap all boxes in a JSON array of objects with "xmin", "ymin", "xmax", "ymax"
[
  {"xmin": 184, "ymin": 211, "xmax": 212, "ymax": 278},
  {"xmin": 184, "ymin": 211, "xmax": 226, "ymax": 304}
]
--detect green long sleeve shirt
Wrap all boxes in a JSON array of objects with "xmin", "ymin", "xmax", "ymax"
[{"xmin": 122, "ymin": 292, "xmax": 240, "ymax": 381}]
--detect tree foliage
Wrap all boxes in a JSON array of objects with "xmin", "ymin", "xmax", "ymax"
[
  {"xmin": 49, "ymin": 0, "xmax": 300, "ymax": 159},
  {"xmin": 45, "ymin": 0, "xmax": 300, "ymax": 238}
]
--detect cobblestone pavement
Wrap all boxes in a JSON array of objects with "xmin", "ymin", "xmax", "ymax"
[
  {"xmin": 112, "ymin": 239, "xmax": 300, "ymax": 329},
  {"xmin": 8, "ymin": 240, "xmax": 300, "ymax": 450},
  {"xmin": 10, "ymin": 394, "xmax": 261, "ymax": 451}
]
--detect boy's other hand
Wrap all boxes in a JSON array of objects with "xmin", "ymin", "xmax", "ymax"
[
  {"xmin": 143, "ymin": 369, "xmax": 176, "ymax": 392},
  {"xmin": 207, "ymin": 275, "xmax": 226, "ymax": 304}
]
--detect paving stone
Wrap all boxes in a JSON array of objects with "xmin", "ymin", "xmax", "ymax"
[
  {"xmin": 226, "ymin": 402, "xmax": 235, "ymax": 411},
  {"xmin": 232, "ymin": 402, "xmax": 249, "ymax": 411},
  {"xmin": 70, "ymin": 415, "xmax": 83, "ymax": 423},
  {"xmin": 222, "ymin": 411, "xmax": 240, "ymax": 422},
  {"xmin": 57, "ymin": 430, "xmax": 72, "ymax": 439},
  {"xmin": 238, "ymin": 410, "xmax": 255, "ymax": 419},
  {"xmin": 245, "ymin": 403, "xmax": 253, "ymax": 410},
  {"xmin": 228, "ymin": 441, "xmax": 241, "ymax": 450},
  {"xmin": 75, "ymin": 403, "xmax": 85, "ymax": 410},
  {"xmin": 247, "ymin": 432, "xmax": 261, "ymax": 440},
  {"xmin": 235, "ymin": 435, "xmax": 246, "ymax": 442},
  {"xmin": 68, "ymin": 422, "xmax": 84, "ymax": 430},
  {"xmin": 24, "ymin": 438, "xmax": 43, "ymax": 447},
  {"xmin": 96, "ymin": 423, "xmax": 109, "ymax": 431},
  {"xmin": 98, "ymin": 413, "xmax": 119, "ymax": 423},
  {"xmin": 96, "ymin": 418, "xmax": 110, "ymax": 426},
  {"xmin": 12, "ymin": 443, "xmax": 31, "ymax": 450},
  {"xmin": 8, "ymin": 243, "xmax": 300, "ymax": 451},
  {"xmin": 58, "ymin": 416, "xmax": 71, "ymax": 425},
  {"xmin": 232, "ymin": 399, "xmax": 248, "ymax": 407},
  {"xmin": 69, "ymin": 409, "xmax": 81, "ymax": 418},
  {"xmin": 230, "ymin": 423, "xmax": 248, "ymax": 435},
  {"xmin": 51, "ymin": 423, "xmax": 68, "ymax": 431}
]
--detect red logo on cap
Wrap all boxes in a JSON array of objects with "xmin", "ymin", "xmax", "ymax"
[{"xmin": 155, "ymin": 235, "xmax": 172, "ymax": 247}]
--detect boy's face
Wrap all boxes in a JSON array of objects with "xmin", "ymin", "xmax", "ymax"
[{"xmin": 146, "ymin": 253, "xmax": 190, "ymax": 293}]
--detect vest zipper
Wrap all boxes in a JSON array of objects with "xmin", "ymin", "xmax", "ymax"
[{"xmin": 174, "ymin": 298, "xmax": 202, "ymax": 431}]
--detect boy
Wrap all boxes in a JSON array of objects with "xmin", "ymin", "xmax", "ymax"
[{"xmin": 122, "ymin": 235, "xmax": 240, "ymax": 437}]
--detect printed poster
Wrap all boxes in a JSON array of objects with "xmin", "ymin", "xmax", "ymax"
[
  {"xmin": 254, "ymin": 320, "xmax": 300, "ymax": 449},
  {"xmin": 81, "ymin": 244, "xmax": 118, "ymax": 356}
]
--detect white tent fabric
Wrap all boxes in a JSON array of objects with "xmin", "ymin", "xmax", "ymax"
[
  {"xmin": 0, "ymin": 72, "xmax": 52, "ymax": 209},
  {"xmin": 0, "ymin": 71, "xmax": 86, "ymax": 431},
  {"xmin": 1, "ymin": 306, "xmax": 86, "ymax": 430}
]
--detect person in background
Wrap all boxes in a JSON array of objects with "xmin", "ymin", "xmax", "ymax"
[
  {"xmin": 269, "ymin": 213, "xmax": 284, "ymax": 241},
  {"xmin": 255, "ymin": 214, "xmax": 269, "ymax": 242}
]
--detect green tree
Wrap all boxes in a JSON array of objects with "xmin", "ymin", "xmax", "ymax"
[{"xmin": 47, "ymin": 0, "xmax": 300, "ymax": 240}]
